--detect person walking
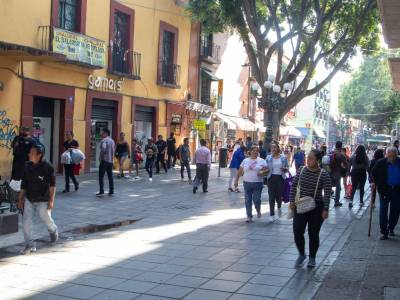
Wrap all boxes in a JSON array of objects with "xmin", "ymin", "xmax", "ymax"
[
  {"xmin": 234, "ymin": 146, "xmax": 268, "ymax": 222},
  {"xmin": 228, "ymin": 144, "xmax": 246, "ymax": 192},
  {"xmin": 348, "ymin": 145, "xmax": 369, "ymax": 208},
  {"xmin": 258, "ymin": 140, "xmax": 267, "ymax": 159},
  {"xmin": 266, "ymin": 142, "xmax": 289, "ymax": 217},
  {"xmin": 129, "ymin": 138, "xmax": 142, "ymax": 179},
  {"xmin": 17, "ymin": 144, "xmax": 58, "ymax": 254},
  {"xmin": 179, "ymin": 138, "xmax": 192, "ymax": 182},
  {"xmin": 11, "ymin": 126, "xmax": 36, "ymax": 180},
  {"xmin": 62, "ymin": 131, "xmax": 79, "ymax": 193},
  {"xmin": 329, "ymin": 141, "xmax": 348, "ymax": 207},
  {"xmin": 369, "ymin": 148, "xmax": 384, "ymax": 209},
  {"xmin": 393, "ymin": 140, "xmax": 400, "ymax": 155},
  {"xmin": 289, "ymin": 149, "xmax": 332, "ymax": 268},
  {"xmin": 193, "ymin": 139, "xmax": 211, "ymax": 193},
  {"xmin": 96, "ymin": 128, "xmax": 115, "ymax": 196},
  {"xmin": 144, "ymin": 138, "xmax": 158, "ymax": 181},
  {"xmin": 371, "ymin": 147, "xmax": 400, "ymax": 240},
  {"xmin": 155, "ymin": 135, "xmax": 168, "ymax": 174},
  {"xmin": 342, "ymin": 147, "xmax": 351, "ymax": 199},
  {"xmin": 115, "ymin": 132, "xmax": 130, "ymax": 178},
  {"xmin": 245, "ymin": 136, "xmax": 253, "ymax": 154},
  {"xmin": 292, "ymin": 147, "xmax": 305, "ymax": 172},
  {"xmin": 167, "ymin": 133, "xmax": 177, "ymax": 169}
]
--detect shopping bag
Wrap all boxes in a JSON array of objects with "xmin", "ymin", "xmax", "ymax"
[
  {"xmin": 282, "ymin": 173, "xmax": 294, "ymax": 203},
  {"xmin": 73, "ymin": 163, "xmax": 81, "ymax": 176},
  {"xmin": 70, "ymin": 149, "xmax": 85, "ymax": 164},
  {"xmin": 345, "ymin": 179, "xmax": 352, "ymax": 198},
  {"xmin": 60, "ymin": 151, "xmax": 72, "ymax": 164}
]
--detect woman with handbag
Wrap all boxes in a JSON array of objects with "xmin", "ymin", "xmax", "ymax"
[
  {"xmin": 289, "ymin": 149, "xmax": 332, "ymax": 268},
  {"xmin": 129, "ymin": 138, "xmax": 143, "ymax": 179},
  {"xmin": 349, "ymin": 145, "xmax": 370, "ymax": 208},
  {"xmin": 115, "ymin": 132, "xmax": 130, "ymax": 178}
]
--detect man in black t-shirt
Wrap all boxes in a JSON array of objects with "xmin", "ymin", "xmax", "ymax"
[
  {"xmin": 18, "ymin": 144, "xmax": 58, "ymax": 254},
  {"xmin": 155, "ymin": 135, "xmax": 168, "ymax": 173},
  {"xmin": 166, "ymin": 133, "xmax": 177, "ymax": 169}
]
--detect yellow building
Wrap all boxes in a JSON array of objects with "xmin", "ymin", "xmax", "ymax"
[{"xmin": 0, "ymin": 0, "xmax": 200, "ymax": 176}]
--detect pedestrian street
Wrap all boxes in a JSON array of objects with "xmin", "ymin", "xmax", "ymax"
[{"xmin": 0, "ymin": 166, "xmax": 370, "ymax": 300}]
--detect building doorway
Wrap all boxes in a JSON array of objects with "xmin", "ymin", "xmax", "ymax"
[
  {"xmin": 90, "ymin": 99, "xmax": 116, "ymax": 169},
  {"xmin": 32, "ymin": 97, "xmax": 61, "ymax": 167},
  {"xmin": 134, "ymin": 105, "xmax": 154, "ymax": 148}
]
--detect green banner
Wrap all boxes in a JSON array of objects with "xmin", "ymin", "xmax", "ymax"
[{"xmin": 53, "ymin": 27, "xmax": 106, "ymax": 67}]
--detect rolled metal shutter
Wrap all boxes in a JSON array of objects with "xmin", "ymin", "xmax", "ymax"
[
  {"xmin": 91, "ymin": 100, "xmax": 116, "ymax": 120},
  {"xmin": 135, "ymin": 106, "xmax": 154, "ymax": 122}
]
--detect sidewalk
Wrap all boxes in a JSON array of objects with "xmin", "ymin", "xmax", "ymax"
[
  {"xmin": 0, "ymin": 166, "xmax": 378, "ymax": 300},
  {"xmin": 314, "ymin": 200, "xmax": 400, "ymax": 300}
]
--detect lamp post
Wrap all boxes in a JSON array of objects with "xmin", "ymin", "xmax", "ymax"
[{"xmin": 259, "ymin": 73, "xmax": 292, "ymax": 153}]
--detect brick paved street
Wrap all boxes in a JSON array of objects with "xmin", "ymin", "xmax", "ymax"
[{"xmin": 0, "ymin": 166, "xmax": 374, "ymax": 299}]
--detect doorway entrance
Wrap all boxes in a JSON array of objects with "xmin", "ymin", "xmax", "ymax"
[
  {"xmin": 90, "ymin": 99, "xmax": 116, "ymax": 169},
  {"xmin": 32, "ymin": 97, "xmax": 61, "ymax": 166}
]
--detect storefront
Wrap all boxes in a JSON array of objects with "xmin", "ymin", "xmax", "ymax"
[
  {"xmin": 132, "ymin": 98, "xmax": 159, "ymax": 147},
  {"xmin": 21, "ymin": 79, "xmax": 75, "ymax": 172}
]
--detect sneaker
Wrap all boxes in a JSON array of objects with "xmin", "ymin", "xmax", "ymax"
[
  {"xmin": 389, "ymin": 230, "xmax": 395, "ymax": 236},
  {"xmin": 228, "ymin": 188, "xmax": 234, "ymax": 192},
  {"xmin": 188, "ymin": 179, "xmax": 192, "ymax": 184},
  {"xmin": 49, "ymin": 231, "xmax": 59, "ymax": 243},
  {"xmin": 235, "ymin": 189, "xmax": 240, "ymax": 193},
  {"xmin": 246, "ymin": 217, "xmax": 253, "ymax": 223},
  {"xmin": 334, "ymin": 202, "xmax": 343, "ymax": 207},
  {"xmin": 20, "ymin": 245, "xmax": 37, "ymax": 255},
  {"xmin": 295, "ymin": 254, "xmax": 307, "ymax": 267},
  {"xmin": 360, "ymin": 201, "xmax": 364, "ymax": 206},
  {"xmin": 124, "ymin": 175, "xmax": 130, "ymax": 179},
  {"xmin": 349, "ymin": 202, "xmax": 353, "ymax": 208},
  {"xmin": 149, "ymin": 178, "xmax": 153, "ymax": 182},
  {"xmin": 96, "ymin": 192, "xmax": 105, "ymax": 197},
  {"xmin": 203, "ymin": 190, "xmax": 208, "ymax": 193},
  {"xmin": 74, "ymin": 184, "xmax": 79, "ymax": 191},
  {"xmin": 193, "ymin": 186, "xmax": 197, "ymax": 194},
  {"xmin": 108, "ymin": 192, "xmax": 114, "ymax": 196},
  {"xmin": 135, "ymin": 176, "xmax": 140, "ymax": 180},
  {"xmin": 380, "ymin": 234, "xmax": 389, "ymax": 240},
  {"xmin": 62, "ymin": 190, "xmax": 69, "ymax": 193},
  {"xmin": 307, "ymin": 257, "xmax": 316, "ymax": 268},
  {"xmin": 257, "ymin": 211, "xmax": 261, "ymax": 218}
]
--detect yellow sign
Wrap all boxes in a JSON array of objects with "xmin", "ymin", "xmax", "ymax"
[
  {"xmin": 193, "ymin": 119, "xmax": 206, "ymax": 130},
  {"xmin": 53, "ymin": 27, "xmax": 106, "ymax": 67}
]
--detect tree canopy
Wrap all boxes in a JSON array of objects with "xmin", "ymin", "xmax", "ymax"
[
  {"xmin": 187, "ymin": 0, "xmax": 380, "ymax": 119},
  {"xmin": 339, "ymin": 55, "xmax": 400, "ymax": 133}
]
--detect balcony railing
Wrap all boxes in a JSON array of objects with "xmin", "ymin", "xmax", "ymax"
[
  {"xmin": 159, "ymin": 60, "xmax": 181, "ymax": 88},
  {"xmin": 109, "ymin": 48, "xmax": 141, "ymax": 80},
  {"xmin": 200, "ymin": 40, "xmax": 221, "ymax": 64},
  {"xmin": 38, "ymin": 25, "xmax": 52, "ymax": 51}
]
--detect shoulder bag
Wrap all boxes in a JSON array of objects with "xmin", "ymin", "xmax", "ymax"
[{"xmin": 295, "ymin": 167, "xmax": 322, "ymax": 214}]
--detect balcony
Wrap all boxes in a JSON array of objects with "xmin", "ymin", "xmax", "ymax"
[
  {"xmin": 200, "ymin": 41, "xmax": 221, "ymax": 64},
  {"xmin": 109, "ymin": 48, "xmax": 141, "ymax": 80},
  {"xmin": 158, "ymin": 60, "xmax": 181, "ymax": 89},
  {"xmin": 38, "ymin": 25, "xmax": 106, "ymax": 69}
]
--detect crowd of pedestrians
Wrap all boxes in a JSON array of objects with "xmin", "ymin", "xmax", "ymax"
[{"xmin": 8, "ymin": 124, "xmax": 400, "ymax": 260}]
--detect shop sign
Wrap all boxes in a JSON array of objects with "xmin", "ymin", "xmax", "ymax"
[
  {"xmin": 171, "ymin": 114, "xmax": 182, "ymax": 125},
  {"xmin": 88, "ymin": 75, "xmax": 123, "ymax": 92},
  {"xmin": 53, "ymin": 27, "xmax": 106, "ymax": 67},
  {"xmin": 193, "ymin": 119, "xmax": 206, "ymax": 130}
]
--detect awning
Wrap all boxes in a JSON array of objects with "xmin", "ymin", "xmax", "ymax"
[
  {"xmin": 296, "ymin": 127, "xmax": 312, "ymax": 137},
  {"xmin": 313, "ymin": 127, "xmax": 326, "ymax": 139},
  {"xmin": 280, "ymin": 125, "xmax": 302, "ymax": 137},
  {"xmin": 229, "ymin": 116, "xmax": 257, "ymax": 131},
  {"xmin": 201, "ymin": 68, "xmax": 219, "ymax": 81},
  {"xmin": 213, "ymin": 112, "xmax": 237, "ymax": 130},
  {"xmin": 0, "ymin": 41, "xmax": 66, "ymax": 62}
]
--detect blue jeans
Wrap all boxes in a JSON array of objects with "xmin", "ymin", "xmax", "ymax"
[
  {"xmin": 379, "ymin": 187, "xmax": 400, "ymax": 235},
  {"xmin": 243, "ymin": 181, "xmax": 263, "ymax": 218},
  {"xmin": 23, "ymin": 200, "xmax": 57, "ymax": 247},
  {"xmin": 145, "ymin": 158, "xmax": 154, "ymax": 178}
]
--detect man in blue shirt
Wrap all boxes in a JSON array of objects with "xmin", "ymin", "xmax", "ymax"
[
  {"xmin": 371, "ymin": 146, "xmax": 400, "ymax": 240},
  {"xmin": 291, "ymin": 147, "xmax": 305, "ymax": 172}
]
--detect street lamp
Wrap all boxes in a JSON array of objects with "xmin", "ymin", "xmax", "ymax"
[{"xmin": 259, "ymin": 74, "xmax": 293, "ymax": 152}]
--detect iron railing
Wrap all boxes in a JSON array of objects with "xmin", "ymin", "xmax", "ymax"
[
  {"xmin": 110, "ymin": 47, "xmax": 141, "ymax": 79},
  {"xmin": 200, "ymin": 39, "xmax": 221, "ymax": 63},
  {"xmin": 159, "ymin": 60, "xmax": 181, "ymax": 87},
  {"xmin": 38, "ymin": 25, "xmax": 52, "ymax": 51}
]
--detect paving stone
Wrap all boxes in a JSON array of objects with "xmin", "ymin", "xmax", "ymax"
[
  {"xmin": 133, "ymin": 271, "xmax": 176, "ymax": 284},
  {"xmin": 229, "ymin": 294, "xmax": 272, "ymax": 300},
  {"xmin": 166, "ymin": 275, "xmax": 209, "ymax": 288},
  {"xmin": 88, "ymin": 290, "xmax": 139, "ymax": 300},
  {"xmin": 151, "ymin": 264, "xmax": 188, "ymax": 274},
  {"xmin": 215, "ymin": 271, "xmax": 255, "ymax": 282},
  {"xmin": 237, "ymin": 283, "xmax": 281, "ymax": 298},
  {"xmin": 183, "ymin": 289, "xmax": 232, "ymax": 300},
  {"xmin": 200, "ymin": 279, "xmax": 244, "ymax": 292},
  {"xmin": 26, "ymin": 294, "xmax": 76, "ymax": 300},
  {"xmin": 259, "ymin": 266, "xmax": 296, "ymax": 277},
  {"xmin": 70, "ymin": 274, "xmax": 126, "ymax": 289},
  {"xmin": 182, "ymin": 267, "xmax": 222, "ymax": 278},
  {"xmin": 51, "ymin": 285, "xmax": 105, "ymax": 299},
  {"xmin": 227, "ymin": 263, "xmax": 264, "ymax": 274},
  {"xmin": 146, "ymin": 284, "xmax": 193, "ymax": 298},
  {"xmin": 135, "ymin": 295, "xmax": 171, "ymax": 300},
  {"xmin": 384, "ymin": 287, "xmax": 400, "ymax": 300},
  {"xmin": 249, "ymin": 274, "xmax": 290, "ymax": 287},
  {"xmin": 90, "ymin": 267, "xmax": 143, "ymax": 279},
  {"xmin": 112, "ymin": 280, "xmax": 158, "ymax": 294}
]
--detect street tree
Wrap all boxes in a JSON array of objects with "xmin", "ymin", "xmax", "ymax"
[
  {"xmin": 187, "ymin": 0, "xmax": 380, "ymax": 142},
  {"xmin": 339, "ymin": 55, "xmax": 400, "ymax": 133}
]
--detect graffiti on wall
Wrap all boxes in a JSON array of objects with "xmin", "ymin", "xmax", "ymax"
[{"xmin": 0, "ymin": 111, "xmax": 18, "ymax": 150}]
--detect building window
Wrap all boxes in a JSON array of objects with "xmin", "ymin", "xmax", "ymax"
[
  {"xmin": 201, "ymin": 76, "xmax": 211, "ymax": 105},
  {"xmin": 58, "ymin": 0, "xmax": 78, "ymax": 31},
  {"xmin": 161, "ymin": 30, "xmax": 175, "ymax": 84},
  {"xmin": 112, "ymin": 11, "xmax": 130, "ymax": 73}
]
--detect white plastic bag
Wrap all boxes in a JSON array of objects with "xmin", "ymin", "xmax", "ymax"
[
  {"xmin": 9, "ymin": 180, "xmax": 21, "ymax": 192},
  {"xmin": 70, "ymin": 149, "xmax": 85, "ymax": 164},
  {"xmin": 60, "ymin": 151, "xmax": 72, "ymax": 164}
]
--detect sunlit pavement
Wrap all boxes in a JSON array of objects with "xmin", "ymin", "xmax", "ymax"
[{"xmin": 0, "ymin": 165, "xmax": 371, "ymax": 300}]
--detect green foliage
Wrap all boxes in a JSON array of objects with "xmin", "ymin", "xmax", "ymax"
[
  {"xmin": 187, "ymin": 0, "xmax": 381, "ymax": 118},
  {"xmin": 339, "ymin": 56, "xmax": 400, "ymax": 132}
]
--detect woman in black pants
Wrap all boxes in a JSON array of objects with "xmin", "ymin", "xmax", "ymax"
[
  {"xmin": 349, "ymin": 145, "xmax": 370, "ymax": 208},
  {"xmin": 289, "ymin": 150, "xmax": 332, "ymax": 268}
]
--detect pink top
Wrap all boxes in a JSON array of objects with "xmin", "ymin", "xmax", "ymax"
[{"xmin": 194, "ymin": 146, "xmax": 211, "ymax": 166}]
